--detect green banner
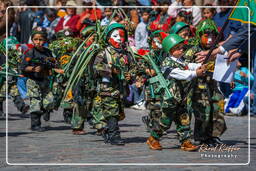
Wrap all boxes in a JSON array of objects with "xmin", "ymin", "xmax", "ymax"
[{"xmin": 229, "ymin": 0, "xmax": 256, "ymax": 25}]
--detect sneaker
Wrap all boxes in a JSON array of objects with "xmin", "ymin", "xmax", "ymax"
[
  {"xmin": 131, "ymin": 104, "xmax": 146, "ymax": 110},
  {"xmin": 181, "ymin": 140, "xmax": 198, "ymax": 151},
  {"xmin": 146, "ymin": 136, "xmax": 162, "ymax": 150}
]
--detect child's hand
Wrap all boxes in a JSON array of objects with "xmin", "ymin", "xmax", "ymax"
[
  {"xmin": 54, "ymin": 68, "xmax": 64, "ymax": 74},
  {"xmin": 33, "ymin": 66, "xmax": 42, "ymax": 72},
  {"xmin": 240, "ymin": 72, "xmax": 247, "ymax": 77}
]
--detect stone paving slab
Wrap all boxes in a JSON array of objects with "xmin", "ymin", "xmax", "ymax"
[{"xmin": 0, "ymin": 100, "xmax": 255, "ymax": 170}]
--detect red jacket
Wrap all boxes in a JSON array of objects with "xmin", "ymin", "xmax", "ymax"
[
  {"xmin": 76, "ymin": 9, "xmax": 102, "ymax": 32},
  {"xmin": 55, "ymin": 15, "xmax": 80, "ymax": 34}
]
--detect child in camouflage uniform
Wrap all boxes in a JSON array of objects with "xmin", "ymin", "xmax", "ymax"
[
  {"xmin": 146, "ymin": 34, "xmax": 205, "ymax": 151},
  {"xmin": 91, "ymin": 23, "xmax": 136, "ymax": 145},
  {"xmin": 183, "ymin": 19, "xmax": 226, "ymax": 147},
  {"xmin": 142, "ymin": 30, "xmax": 168, "ymax": 132},
  {"xmin": 20, "ymin": 27, "xmax": 63, "ymax": 131}
]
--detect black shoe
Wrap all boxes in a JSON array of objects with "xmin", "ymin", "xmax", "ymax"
[
  {"xmin": 102, "ymin": 129, "xmax": 110, "ymax": 143},
  {"xmin": 31, "ymin": 126, "xmax": 46, "ymax": 132},
  {"xmin": 63, "ymin": 109, "xmax": 72, "ymax": 124},
  {"xmin": 109, "ymin": 134, "xmax": 125, "ymax": 146},
  {"xmin": 200, "ymin": 139, "xmax": 215, "ymax": 147},
  {"xmin": 43, "ymin": 112, "xmax": 50, "ymax": 122},
  {"xmin": 211, "ymin": 137, "xmax": 223, "ymax": 145}
]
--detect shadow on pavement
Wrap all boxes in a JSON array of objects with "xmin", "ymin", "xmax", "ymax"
[
  {"xmin": 119, "ymin": 124, "xmax": 141, "ymax": 127},
  {"xmin": 0, "ymin": 132, "xmax": 31, "ymax": 137},
  {"xmin": 123, "ymin": 136, "xmax": 147, "ymax": 144}
]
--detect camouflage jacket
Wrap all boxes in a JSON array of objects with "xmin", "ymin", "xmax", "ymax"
[
  {"xmin": 161, "ymin": 56, "xmax": 196, "ymax": 105},
  {"xmin": 93, "ymin": 46, "xmax": 137, "ymax": 96}
]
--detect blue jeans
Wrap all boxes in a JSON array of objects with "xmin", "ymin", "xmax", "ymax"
[
  {"xmin": 17, "ymin": 77, "xmax": 28, "ymax": 99},
  {"xmin": 130, "ymin": 84, "xmax": 145, "ymax": 105}
]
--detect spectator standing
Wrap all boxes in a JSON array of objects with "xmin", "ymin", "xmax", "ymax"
[
  {"xmin": 76, "ymin": 0, "xmax": 102, "ymax": 33},
  {"xmin": 54, "ymin": 0, "xmax": 80, "ymax": 35},
  {"xmin": 135, "ymin": 9, "xmax": 150, "ymax": 50}
]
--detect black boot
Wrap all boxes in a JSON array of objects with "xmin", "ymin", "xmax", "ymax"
[
  {"xmin": 142, "ymin": 115, "xmax": 150, "ymax": 131},
  {"xmin": 13, "ymin": 96, "xmax": 26, "ymax": 113},
  {"xmin": 63, "ymin": 109, "xmax": 72, "ymax": 124},
  {"xmin": 43, "ymin": 110, "xmax": 51, "ymax": 122},
  {"xmin": 105, "ymin": 117, "xmax": 125, "ymax": 146},
  {"xmin": 31, "ymin": 112, "xmax": 45, "ymax": 132},
  {"xmin": 211, "ymin": 137, "xmax": 223, "ymax": 145}
]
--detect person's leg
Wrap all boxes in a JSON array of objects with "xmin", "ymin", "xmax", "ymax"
[
  {"xmin": 101, "ymin": 96, "xmax": 124, "ymax": 145},
  {"xmin": 71, "ymin": 103, "xmax": 87, "ymax": 134},
  {"xmin": 27, "ymin": 79, "xmax": 44, "ymax": 131},
  {"xmin": 17, "ymin": 77, "xmax": 28, "ymax": 99}
]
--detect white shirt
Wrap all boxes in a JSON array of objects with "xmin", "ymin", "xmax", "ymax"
[
  {"xmin": 165, "ymin": 56, "xmax": 201, "ymax": 81},
  {"xmin": 135, "ymin": 21, "xmax": 149, "ymax": 49}
]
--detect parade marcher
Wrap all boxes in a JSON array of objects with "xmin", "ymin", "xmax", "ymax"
[
  {"xmin": 169, "ymin": 22, "xmax": 191, "ymax": 41},
  {"xmin": 146, "ymin": 34, "xmax": 203, "ymax": 151},
  {"xmin": 0, "ymin": 36, "xmax": 29, "ymax": 118},
  {"xmin": 141, "ymin": 30, "xmax": 168, "ymax": 132},
  {"xmin": 183, "ymin": 19, "xmax": 227, "ymax": 146},
  {"xmin": 91, "ymin": 23, "xmax": 135, "ymax": 145},
  {"xmin": 70, "ymin": 26, "xmax": 96, "ymax": 135},
  {"xmin": 20, "ymin": 27, "xmax": 63, "ymax": 131},
  {"xmin": 49, "ymin": 29, "xmax": 80, "ymax": 124}
]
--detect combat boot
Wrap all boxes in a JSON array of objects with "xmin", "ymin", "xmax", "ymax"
[
  {"xmin": 63, "ymin": 109, "xmax": 72, "ymax": 124},
  {"xmin": 181, "ymin": 140, "xmax": 198, "ymax": 151},
  {"xmin": 146, "ymin": 136, "xmax": 162, "ymax": 150},
  {"xmin": 104, "ymin": 117, "xmax": 125, "ymax": 145},
  {"xmin": 43, "ymin": 110, "xmax": 51, "ymax": 122},
  {"xmin": 31, "ymin": 112, "xmax": 45, "ymax": 132}
]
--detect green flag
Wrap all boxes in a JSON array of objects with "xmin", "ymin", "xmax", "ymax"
[{"xmin": 229, "ymin": 0, "xmax": 256, "ymax": 26}]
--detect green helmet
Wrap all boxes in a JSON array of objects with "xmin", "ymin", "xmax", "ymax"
[
  {"xmin": 169, "ymin": 22, "xmax": 189, "ymax": 34},
  {"xmin": 196, "ymin": 19, "xmax": 218, "ymax": 37},
  {"xmin": 162, "ymin": 34, "xmax": 184, "ymax": 53},
  {"xmin": 81, "ymin": 26, "xmax": 96, "ymax": 38},
  {"xmin": 104, "ymin": 23, "xmax": 127, "ymax": 42}
]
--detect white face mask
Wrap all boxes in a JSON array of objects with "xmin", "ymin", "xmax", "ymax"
[
  {"xmin": 153, "ymin": 37, "xmax": 162, "ymax": 49},
  {"xmin": 110, "ymin": 30, "xmax": 122, "ymax": 43},
  {"xmin": 207, "ymin": 37, "xmax": 213, "ymax": 44}
]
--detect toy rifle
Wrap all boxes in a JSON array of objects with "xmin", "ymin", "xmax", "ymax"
[{"xmin": 144, "ymin": 54, "xmax": 173, "ymax": 100}]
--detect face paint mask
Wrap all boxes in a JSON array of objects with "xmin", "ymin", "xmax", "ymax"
[
  {"xmin": 108, "ymin": 29, "xmax": 125, "ymax": 48},
  {"xmin": 153, "ymin": 37, "xmax": 162, "ymax": 49}
]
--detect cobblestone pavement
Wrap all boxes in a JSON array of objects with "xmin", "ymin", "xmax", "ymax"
[{"xmin": 0, "ymin": 100, "xmax": 256, "ymax": 170}]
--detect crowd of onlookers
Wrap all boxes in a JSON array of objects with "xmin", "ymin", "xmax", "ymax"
[{"xmin": 0, "ymin": 0, "xmax": 255, "ymax": 116}]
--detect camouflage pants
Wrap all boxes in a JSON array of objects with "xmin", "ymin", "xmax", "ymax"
[
  {"xmin": 0, "ymin": 81, "xmax": 25, "ymax": 112},
  {"xmin": 150, "ymin": 104, "xmax": 192, "ymax": 143},
  {"xmin": 192, "ymin": 79, "xmax": 227, "ymax": 141},
  {"xmin": 27, "ymin": 79, "xmax": 54, "ymax": 114},
  {"xmin": 71, "ymin": 103, "xmax": 87, "ymax": 129},
  {"xmin": 146, "ymin": 99, "xmax": 162, "ymax": 130},
  {"xmin": 91, "ymin": 95, "xmax": 120, "ymax": 129}
]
